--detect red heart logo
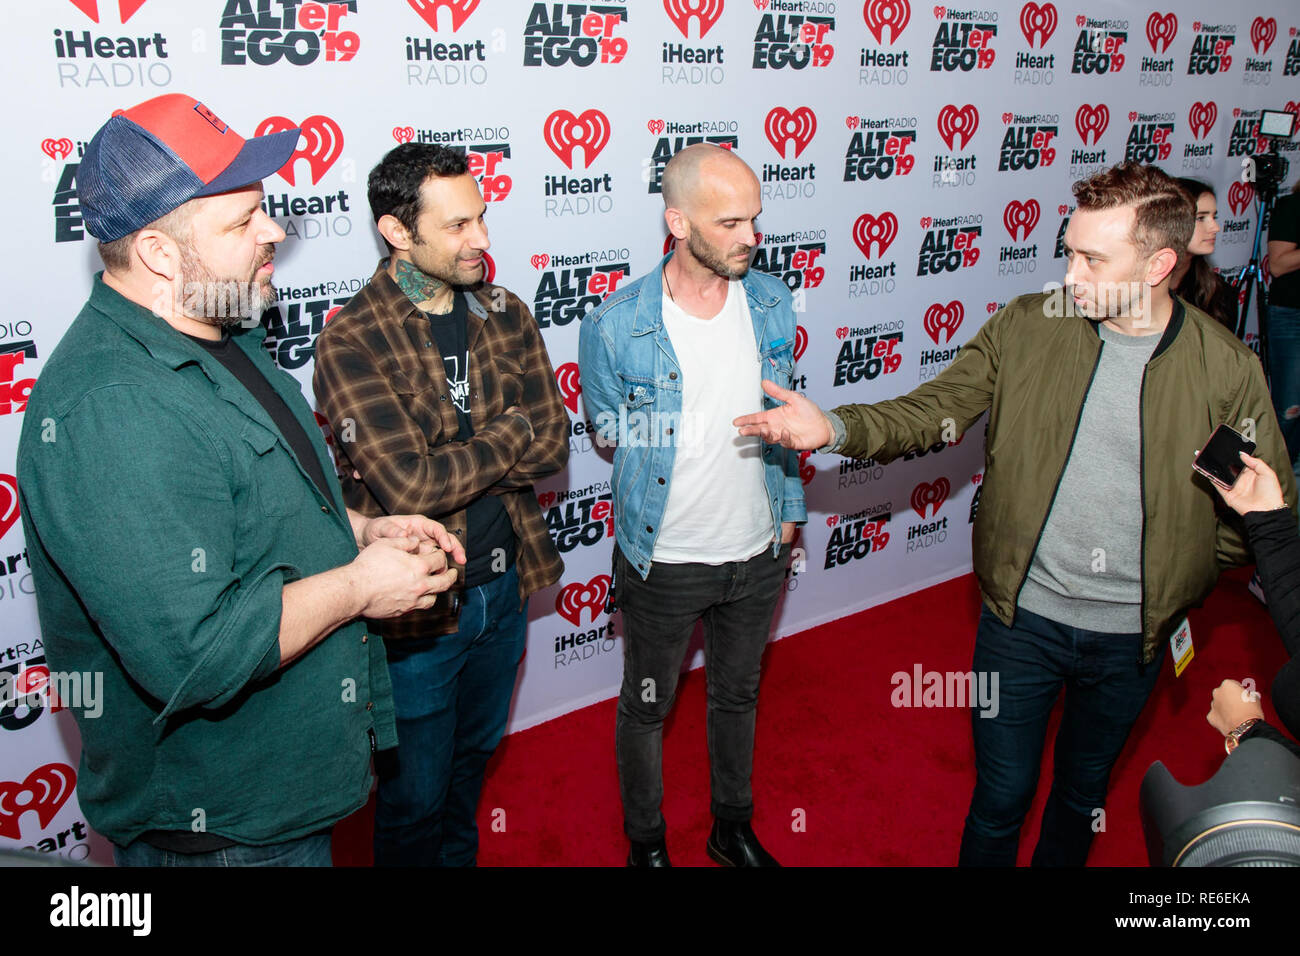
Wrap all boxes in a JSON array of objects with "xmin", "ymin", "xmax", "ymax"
[
  {"xmin": 920, "ymin": 216, "xmax": 933, "ymax": 228},
  {"xmin": 406, "ymin": 0, "xmax": 480, "ymax": 31},
  {"xmin": 258, "ymin": 114, "xmax": 345, "ymax": 186},
  {"xmin": 392, "ymin": 126, "xmax": 414, "ymax": 144},
  {"xmin": 986, "ymin": 302, "xmax": 998, "ymax": 314},
  {"xmin": 40, "ymin": 137, "xmax": 74, "ymax": 160},
  {"xmin": 826, "ymin": 514, "xmax": 839, "ymax": 527},
  {"xmin": 530, "ymin": 253, "xmax": 549, "ymax": 270},
  {"xmin": 538, "ymin": 491, "xmax": 557, "ymax": 509},
  {"xmin": 933, "ymin": 6, "xmax": 945, "ymax": 19},
  {"xmin": 835, "ymin": 327, "xmax": 850, "ymax": 340},
  {"xmin": 555, "ymin": 575, "xmax": 611, "ymax": 627},
  {"xmin": 764, "ymin": 106, "xmax": 818, "ymax": 160},
  {"xmin": 1002, "ymin": 112, "xmax": 1013, "ymax": 124},
  {"xmin": 754, "ymin": 0, "xmax": 769, "ymax": 9},
  {"xmin": 910, "ymin": 478, "xmax": 951, "ymax": 519},
  {"xmin": 1128, "ymin": 111, "xmax": 1137, "ymax": 121},
  {"xmin": 0, "ymin": 474, "xmax": 18, "ymax": 540},
  {"xmin": 1075, "ymin": 14, "xmax": 1085, "ymax": 27},
  {"xmin": 1228, "ymin": 181, "xmax": 1254, "ymax": 217},
  {"xmin": 647, "ymin": 119, "xmax": 665, "ymax": 134},
  {"xmin": 922, "ymin": 301, "xmax": 965, "ymax": 345},
  {"xmin": 1233, "ymin": 108, "xmax": 1241, "ymax": 118},
  {"xmin": 1057, "ymin": 204, "xmax": 1069, "ymax": 215},
  {"xmin": 0, "ymin": 763, "xmax": 76, "ymax": 838},
  {"xmin": 852, "ymin": 213, "xmax": 899, "ymax": 259},
  {"xmin": 845, "ymin": 115, "xmax": 858, "ymax": 130},
  {"xmin": 936, "ymin": 104, "xmax": 980, "ymax": 151},
  {"xmin": 1193, "ymin": 21, "xmax": 1200, "ymax": 32}
]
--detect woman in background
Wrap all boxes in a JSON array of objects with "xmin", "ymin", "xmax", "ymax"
[{"xmin": 1171, "ymin": 178, "xmax": 1238, "ymax": 333}]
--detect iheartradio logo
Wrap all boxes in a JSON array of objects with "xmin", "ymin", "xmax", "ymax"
[
  {"xmin": 40, "ymin": 137, "xmax": 74, "ymax": 160},
  {"xmin": 544, "ymin": 109, "xmax": 611, "ymax": 169},
  {"xmin": 826, "ymin": 514, "xmax": 839, "ymax": 527},
  {"xmin": 0, "ymin": 763, "xmax": 76, "ymax": 840},
  {"xmin": 555, "ymin": 574, "xmax": 611, "ymax": 627},
  {"xmin": 664, "ymin": 0, "xmax": 724, "ymax": 38},
  {"xmin": 764, "ymin": 107, "xmax": 817, "ymax": 159},
  {"xmin": 1250, "ymin": 16, "xmax": 1276, "ymax": 55},
  {"xmin": 794, "ymin": 325, "xmax": 808, "ymax": 361},
  {"xmin": 392, "ymin": 126, "xmax": 415, "ymax": 144},
  {"xmin": 936, "ymin": 104, "xmax": 978, "ymax": 151},
  {"xmin": 406, "ymin": 0, "xmax": 480, "ymax": 32},
  {"xmin": 923, "ymin": 302, "xmax": 963, "ymax": 345},
  {"xmin": 910, "ymin": 478, "xmax": 950, "ymax": 519},
  {"xmin": 1145, "ymin": 12, "xmax": 1177, "ymax": 54},
  {"xmin": 530, "ymin": 253, "xmax": 550, "ymax": 269},
  {"xmin": 1018, "ymin": 2, "xmax": 1057, "ymax": 48},
  {"xmin": 1074, "ymin": 104, "xmax": 1109, "ymax": 145},
  {"xmin": 0, "ymin": 474, "xmax": 18, "ymax": 539},
  {"xmin": 256, "ymin": 115, "xmax": 344, "ymax": 186},
  {"xmin": 555, "ymin": 362, "xmax": 582, "ymax": 414},
  {"xmin": 852, "ymin": 212, "xmax": 899, "ymax": 259},
  {"xmin": 1003, "ymin": 199, "xmax": 1040, "ymax": 241},
  {"xmin": 1188, "ymin": 101, "xmax": 1217, "ymax": 140},
  {"xmin": 1227, "ymin": 181, "xmax": 1253, "ymax": 217},
  {"xmin": 835, "ymin": 327, "xmax": 850, "ymax": 340},
  {"xmin": 862, "ymin": 0, "xmax": 910, "ymax": 46}
]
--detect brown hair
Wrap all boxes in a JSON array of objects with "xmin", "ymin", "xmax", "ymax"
[
  {"xmin": 1072, "ymin": 162, "xmax": 1194, "ymax": 260},
  {"xmin": 1171, "ymin": 178, "xmax": 1224, "ymax": 318}
]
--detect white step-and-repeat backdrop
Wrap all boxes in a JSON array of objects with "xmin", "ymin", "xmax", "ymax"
[{"xmin": 2, "ymin": 0, "xmax": 1296, "ymax": 862}]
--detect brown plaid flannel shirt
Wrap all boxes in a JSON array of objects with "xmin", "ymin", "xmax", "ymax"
[{"xmin": 312, "ymin": 259, "xmax": 568, "ymax": 639}]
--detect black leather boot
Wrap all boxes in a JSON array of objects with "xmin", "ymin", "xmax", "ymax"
[
  {"xmin": 627, "ymin": 837, "xmax": 672, "ymax": 867},
  {"xmin": 706, "ymin": 818, "xmax": 781, "ymax": 867}
]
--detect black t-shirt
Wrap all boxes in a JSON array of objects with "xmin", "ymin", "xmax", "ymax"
[
  {"xmin": 424, "ymin": 295, "xmax": 515, "ymax": 587},
  {"xmin": 1269, "ymin": 193, "xmax": 1300, "ymax": 309}
]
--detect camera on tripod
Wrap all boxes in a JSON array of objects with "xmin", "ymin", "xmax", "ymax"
[{"xmin": 1246, "ymin": 109, "xmax": 1297, "ymax": 199}]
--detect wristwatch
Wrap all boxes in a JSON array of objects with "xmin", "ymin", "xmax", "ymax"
[{"xmin": 1225, "ymin": 717, "xmax": 1262, "ymax": 754}]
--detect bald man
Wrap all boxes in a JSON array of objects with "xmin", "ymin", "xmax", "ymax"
[{"xmin": 579, "ymin": 145, "xmax": 806, "ymax": 866}]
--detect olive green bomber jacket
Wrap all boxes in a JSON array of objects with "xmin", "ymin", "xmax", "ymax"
[{"xmin": 833, "ymin": 292, "xmax": 1298, "ymax": 663}]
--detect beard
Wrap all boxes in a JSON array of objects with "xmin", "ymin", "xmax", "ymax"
[
  {"xmin": 686, "ymin": 228, "xmax": 751, "ymax": 280},
  {"xmin": 178, "ymin": 243, "xmax": 276, "ymax": 329}
]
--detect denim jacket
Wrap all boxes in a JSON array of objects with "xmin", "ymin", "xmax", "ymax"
[{"xmin": 578, "ymin": 254, "xmax": 807, "ymax": 579}]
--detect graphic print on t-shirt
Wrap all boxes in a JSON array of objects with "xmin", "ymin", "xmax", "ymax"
[{"xmin": 444, "ymin": 354, "xmax": 469, "ymax": 413}]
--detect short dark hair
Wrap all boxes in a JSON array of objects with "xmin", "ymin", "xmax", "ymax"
[
  {"xmin": 1072, "ymin": 162, "xmax": 1194, "ymax": 259},
  {"xmin": 367, "ymin": 143, "xmax": 470, "ymax": 250}
]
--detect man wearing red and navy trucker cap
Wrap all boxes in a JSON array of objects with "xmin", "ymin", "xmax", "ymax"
[{"xmin": 17, "ymin": 93, "xmax": 465, "ymax": 867}]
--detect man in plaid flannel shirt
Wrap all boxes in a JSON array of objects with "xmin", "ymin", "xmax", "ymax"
[{"xmin": 314, "ymin": 143, "xmax": 568, "ymax": 867}]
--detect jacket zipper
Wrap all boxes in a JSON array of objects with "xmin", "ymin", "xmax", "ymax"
[
  {"xmin": 1012, "ymin": 342, "xmax": 1104, "ymax": 616},
  {"xmin": 1136, "ymin": 366, "xmax": 1149, "ymax": 666}
]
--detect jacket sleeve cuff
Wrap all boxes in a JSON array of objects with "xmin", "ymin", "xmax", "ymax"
[
  {"xmin": 817, "ymin": 409, "xmax": 847, "ymax": 455},
  {"xmin": 155, "ymin": 562, "xmax": 296, "ymax": 722}
]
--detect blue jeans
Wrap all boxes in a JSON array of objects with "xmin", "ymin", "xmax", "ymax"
[
  {"xmin": 373, "ymin": 563, "xmax": 526, "ymax": 867},
  {"xmin": 958, "ymin": 605, "xmax": 1165, "ymax": 867},
  {"xmin": 1266, "ymin": 304, "xmax": 1300, "ymax": 477},
  {"xmin": 113, "ymin": 830, "xmax": 332, "ymax": 867},
  {"xmin": 614, "ymin": 543, "xmax": 790, "ymax": 843}
]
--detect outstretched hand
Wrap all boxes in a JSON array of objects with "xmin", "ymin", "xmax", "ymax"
[{"xmin": 734, "ymin": 380, "xmax": 834, "ymax": 451}]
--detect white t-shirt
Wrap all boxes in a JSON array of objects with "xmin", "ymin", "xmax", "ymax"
[{"xmin": 652, "ymin": 279, "xmax": 773, "ymax": 564}]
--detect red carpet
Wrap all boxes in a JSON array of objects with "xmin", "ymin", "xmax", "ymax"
[{"xmin": 334, "ymin": 567, "xmax": 1292, "ymax": 866}]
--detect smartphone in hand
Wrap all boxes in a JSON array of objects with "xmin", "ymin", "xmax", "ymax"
[{"xmin": 1192, "ymin": 423, "xmax": 1256, "ymax": 490}]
